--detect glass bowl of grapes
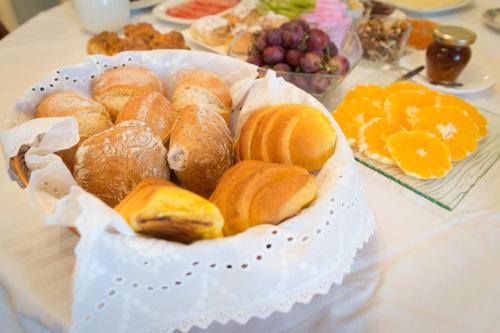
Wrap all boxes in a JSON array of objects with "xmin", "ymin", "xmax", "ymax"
[{"xmin": 228, "ymin": 19, "xmax": 363, "ymax": 98}]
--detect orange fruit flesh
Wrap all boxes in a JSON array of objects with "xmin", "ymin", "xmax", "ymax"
[
  {"xmin": 387, "ymin": 130, "xmax": 452, "ymax": 179},
  {"xmin": 333, "ymin": 98, "xmax": 385, "ymax": 146},
  {"xmin": 384, "ymin": 90, "xmax": 438, "ymax": 129},
  {"xmin": 413, "ymin": 105, "xmax": 480, "ymax": 161},
  {"xmin": 359, "ymin": 117, "xmax": 401, "ymax": 165},
  {"xmin": 385, "ymin": 81, "xmax": 430, "ymax": 95},
  {"xmin": 438, "ymin": 93, "xmax": 487, "ymax": 138},
  {"xmin": 344, "ymin": 85, "xmax": 386, "ymax": 108}
]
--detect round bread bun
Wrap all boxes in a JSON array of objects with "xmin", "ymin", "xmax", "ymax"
[
  {"xmin": 168, "ymin": 104, "xmax": 233, "ymax": 198},
  {"xmin": 74, "ymin": 120, "xmax": 169, "ymax": 207},
  {"xmin": 92, "ymin": 66, "xmax": 164, "ymax": 120},
  {"xmin": 115, "ymin": 91, "xmax": 177, "ymax": 144},
  {"xmin": 172, "ymin": 69, "xmax": 232, "ymax": 125},
  {"xmin": 35, "ymin": 91, "xmax": 113, "ymax": 170}
]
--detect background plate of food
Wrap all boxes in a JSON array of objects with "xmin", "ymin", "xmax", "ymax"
[
  {"xmin": 130, "ymin": 0, "xmax": 163, "ymax": 10},
  {"xmin": 153, "ymin": 0, "xmax": 240, "ymax": 25}
]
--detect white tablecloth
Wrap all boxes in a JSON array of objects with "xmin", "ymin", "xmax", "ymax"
[{"xmin": 0, "ymin": 1, "xmax": 499, "ymax": 333}]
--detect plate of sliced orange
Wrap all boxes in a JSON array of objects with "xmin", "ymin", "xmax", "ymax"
[{"xmin": 333, "ymin": 81, "xmax": 499, "ymax": 210}]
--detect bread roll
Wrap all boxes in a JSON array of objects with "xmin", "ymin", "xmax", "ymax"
[
  {"xmin": 115, "ymin": 91, "xmax": 177, "ymax": 143},
  {"xmin": 35, "ymin": 91, "xmax": 113, "ymax": 170},
  {"xmin": 92, "ymin": 66, "xmax": 164, "ymax": 120},
  {"xmin": 115, "ymin": 177, "xmax": 224, "ymax": 243},
  {"xmin": 168, "ymin": 105, "xmax": 233, "ymax": 198},
  {"xmin": 210, "ymin": 161, "xmax": 317, "ymax": 236},
  {"xmin": 237, "ymin": 104, "xmax": 336, "ymax": 172},
  {"xmin": 74, "ymin": 120, "xmax": 169, "ymax": 207},
  {"xmin": 172, "ymin": 69, "xmax": 232, "ymax": 125}
]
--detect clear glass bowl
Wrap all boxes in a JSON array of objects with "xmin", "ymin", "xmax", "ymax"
[
  {"xmin": 356, "ymin": 15, "xmax": 412, "ymax": 64},
  {"xmin": 227, "ymin": 30, "xmax": 363, "ymax": 99}
]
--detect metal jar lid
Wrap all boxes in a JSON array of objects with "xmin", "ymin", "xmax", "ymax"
[{"xmin": 433, "ymin": 25, "xmax": 477, "ymax": 47}]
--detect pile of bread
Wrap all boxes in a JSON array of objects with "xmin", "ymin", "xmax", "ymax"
[
  {"xmin": 16, "ymin": 65, "xmax": 337, "ymax": 243},
  {"xmin": 189, "ymin": 1, "xmax": 288, "ymax": 54}
]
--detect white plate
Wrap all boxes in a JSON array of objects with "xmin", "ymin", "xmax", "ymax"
[
  {"xmin": 183, "ymin": 29, "xmax": 227, "ymax": 54},
  {"xmin": 400, "ymin": 51, "xmax": 495, "ymax": 94},
  {"xmin": 387, "ymin": 0, "xmax": 474, "ymax": 15},
  {"xmin": 153, "ymin": 0, "xmax": 236, "ymax": 26},
  {"xmin": 130, "ymin": 0, "xmax": 163, "ymax": 10},
  {"xmin": 482, "ymin": 8, "xmax": 500, "ymax": 31}
]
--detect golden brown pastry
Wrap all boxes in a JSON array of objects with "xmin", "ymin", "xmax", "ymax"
[
  {"xmin": 189, "ymin": 16, "xmax": 231, "ymax": 46},
  {"xmin": 149, "ymin": 31, "xmax": 190, "ymax": 50},
  {"xmin": 92, "ymin": 66, "xmax": 164, "ymax": 120},
  {"xmin": 172, "ymin": 69, "xmax": 232, "ymax": 125},
  {"xmin": 224, "ymin": 30, "xmax": 253, "ymax": 55},
  {"xmin": 224, "ymin": 2, "xmax": 261, "ymax": 26},
  {"xmin": 238, "ymin": 104, "xmax": 337, "ymax": 172},
  {"xmin": 87, "ymin": 31, "xmax": 134, "ymax": 55},
  {"xmin": 210, "ymin": 161, "xmax": 317, "ymax": 236},
  {"xmin": 115, "ymin": 91, "xmax": 177, "ymax": 144},
  {"xmin": 115, "ymin": 177, "xmax": 224, "ymax": 243},
  {"xmin": 35, "ymin": 91, "xmax": 113, "ymax": 170},
  {"xmin": 73, "ymin": 120, "xmax": 169, "ymax": 207},
  {"xmin": 168, "ymin": 105, "xmax": 233, "ymax": 198}
]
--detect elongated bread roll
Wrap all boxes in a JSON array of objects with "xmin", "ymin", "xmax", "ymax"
[
  {"xmin": 171, "ymin": 69, "xmax": 232, "ymax": 125},
  {"xmin": 168, "ymin": 105, "xmax": 233, "ymax": 198},
  {"xmin": 210, "ymin": 160, "xmax": 317, "ymax": 236},
  {"xmin": 237, "ymin": 104, "xmax": 336, "ymax": 172},
  {"xmin": 35, "ymin": 91, "xmax": 113, "ymax": 170},
  {"xmin": 115, "ymin": 91, "xmax": 177, "ymax": 144},
  {"xmin": 115, "ymin": 178, "xmax": 224, "ymax": 244},
  {"xmin": 92, "ymin": 66, "xmax": 164, "ymax": 120},
  {"xmin": 74, "ymin": 120, "xmax": 169, "ymax": 207}
]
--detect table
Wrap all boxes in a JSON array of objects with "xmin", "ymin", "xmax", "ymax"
[{"xmin": 0, "ymin": 1, "xmax": 499, "ymax": 333}]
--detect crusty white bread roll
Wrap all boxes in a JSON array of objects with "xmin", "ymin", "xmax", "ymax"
[
  {"xmin": 171, "ymin": 69, "xmax": 232, "ymax": 125},
  {"xmin": 115, "ymin": 91, "xmax": 177, "ymax": 144},
  {"xmin": 168, "ymin": 105, "xmax": 233, "ymax": 198},
  {"xmin": 210, "ymin": 160, "xmax": 317, "ymax": 236},
  {"xmin": 74, "ymin": 120, "xmax": 169, "ymax": 207},
  {"xmin": 92, "ymin": 66, "xmax": 164, "ymax": 120},
  {"xmin": 35, "ymin": 91, "xmax": 113, "ymax": 171},
  {"xmin": 115, "ymin": 177, "xmax": 224, "ymax": 244},
  {"xmin": 237, "ymin": 104, "xmax": 337, "ymax": 172}
]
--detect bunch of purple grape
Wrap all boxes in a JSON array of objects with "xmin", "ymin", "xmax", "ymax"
[{"xmin": 247, "ymin": 19, "xmax": 350, "ymax": 94}]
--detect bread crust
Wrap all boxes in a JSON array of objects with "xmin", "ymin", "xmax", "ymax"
[
  {"xmin": 168, "ymin": 105, "xmax": 233, "ymax": 198},
  {"xmin": 172, "ymin": 69, "xmax": 232, "ymax": 125},
  {"xmin": 238, "ymin": 104, "xmax": 337, "ymax": 172},
  {"xmin": 35, "ymin": 91, "xmax": 113, "ymax": 170},
  {"xmin": 116, "ymin": 91, "xmax": 177, "ymax": 144},
  {"xmin": 92, "ymin": 66, "xmax": 164, "ymax": 120},
  {"xmin": 210, "ymin": 161, "xmax": 317, "ymax": 236},
  {"xmin": 74, "ymin": 120, "xmax": 169, "ymax": 207}
]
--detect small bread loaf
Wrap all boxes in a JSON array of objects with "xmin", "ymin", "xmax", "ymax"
[
  {"xmin": 115, "ymin": 177, "xmax": 224, "ymax": 244},
  {"xmin": 74, "ymin": 120, "xmax": 169, "ymax": 207},
  {"xmin": 115, "ymin": 91, "xmax": 177, "ymax": 143},
  {"xmin": 238, "ymin": 104, "xmax": 337, "ymax": 172},
  {"xmin": 168, "ymin": 105, "xmax": 233, "ymax": 198},
  {"xmin": 172, "ymin": 69, "xmax": 232, "ymax": 125},
  {"xmin": 210, "ymin": 161, "xmax": 317, "ymax": 236},
  {"xmin": 92, "ymin": 66, "xmax": 164, "ymax": 120},
  {"xmin": 35, "ymin": 91, "xmax": 113, "ymax": 170}
]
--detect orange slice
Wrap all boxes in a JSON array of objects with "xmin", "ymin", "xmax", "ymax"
[
  {"xmin": 413, "ymin": 105, "xmax": 480, "ymax": 161},
  {"xmin": 345, "ymin": 85, "xmax": 386, "ymax": 108},
  {"xmin": 438, "ymin": 93, "xmax": 488, "ymax": 138},
  {"xmin": 385, "ymin": 81, "xmax": 430, "ymax": 95},
  {"xmin": 333, "ymin": 98, "xmax": 385, "ymax": 146},
  {"xmin": 359, "ymin": 117, "xmax": 401, "ymax": 165},
  {"xmin": 387, "ymin": 130, "xmax": 452, "ymax": 179},
  {"xmin": 385, "ymin": 90, "xmax": 438, "ymax": 129}
]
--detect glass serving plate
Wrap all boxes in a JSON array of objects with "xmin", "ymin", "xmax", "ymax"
[{"xmin": 330, "ymin": 69, "xmax": 500, "ymax": 210}]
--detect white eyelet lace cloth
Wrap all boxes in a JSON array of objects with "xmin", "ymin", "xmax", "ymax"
[{"xmin": 0, "ymin": 50, "xmax": 375, "ymax": 333}]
